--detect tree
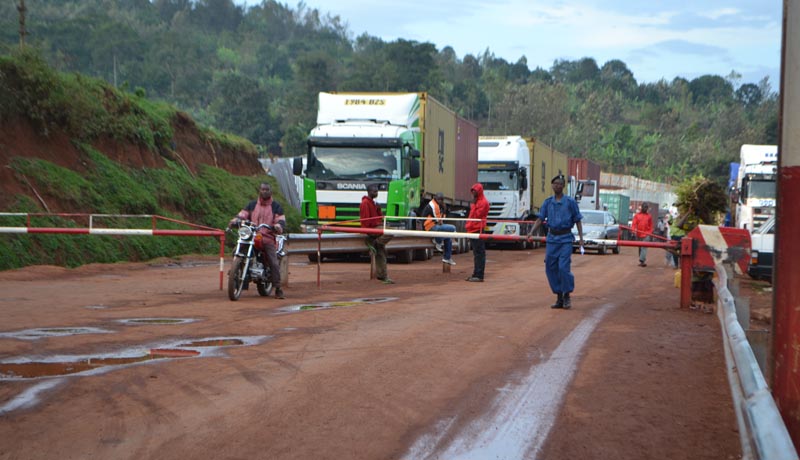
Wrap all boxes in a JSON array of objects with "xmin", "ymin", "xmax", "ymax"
[
  {"xmin": 551, "ymin": 57, "xmax": 599, "ymax": 84},
  {"xmin": 600, "ymin": 59, "xmax": 636, "ymax": 96},
  {"xmin": 688, "ymin": 75, "xmax": 733, "ymax": 105}
]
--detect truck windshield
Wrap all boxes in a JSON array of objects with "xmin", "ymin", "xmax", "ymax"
[
  {"xmin": 306, "ymin": 147, "xmax": 402, "ymax": 181},
  {"xmin": 745, "ymin": 180, "xmax": 776, "ymax": 200},
  {"xmin": 478, "ymin": 169, "xmax": 518, "ymax": 191}
]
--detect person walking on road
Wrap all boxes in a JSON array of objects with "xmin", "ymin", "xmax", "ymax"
[
  {"xmin": 229, "ymin": 182, "xmax": 286, "ymax": 299},
  {"xmin": 632, "ymin": 203, "xmax": 654, "ymax": 267},
  {"xmin": 422, "ymin": 192, "xmax": 457, "ymax": 265},
  {"xmin": 360, "ymin": 184, "xmax": 394, "ymax": 284},
  {"xmin": 528, "ymin": 175, "xmax": 584, "ymax": 309},
  {"xmin": 465, "ymin": 183, "xmax": 489, "ymax": 282}
]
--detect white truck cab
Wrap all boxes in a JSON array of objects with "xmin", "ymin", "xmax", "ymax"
[
  {"xmin": 749, "ymin": 215, "xmax": 775, "ymax": 281},
  {"xmin": 478, "ymin": 136, "xmax": 532, "ymax": 246}
]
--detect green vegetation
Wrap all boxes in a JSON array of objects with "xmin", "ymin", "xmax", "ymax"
[
  {"xmin": 0, "ymin": 0, "xmax": 780, "ymax": 269},
  {"xmin": 674, "ymin": 176, "xmax": 729, "ymax": 225},
  {"xmin": 0, "ymin": 0, "xmax": 777, "ymax": 185},
  {"xmin": 0, "ymin": 151, "xmax": 300, "ymax": 270}
]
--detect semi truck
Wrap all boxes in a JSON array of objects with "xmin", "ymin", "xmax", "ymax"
[
  {"xmin": 735, "ymin": 144, "xmax": 777, "ymax": 231},
  {"xmin": 293, "ymin": 92, "xmax": 478, "ymax": 261},
  {"xmin": 568, "ymin": 158, "xmax": 602, "ymax": 210},
  {"xmin": 477, "ymin": 136, "xmax": 567, "ymax": 248}
]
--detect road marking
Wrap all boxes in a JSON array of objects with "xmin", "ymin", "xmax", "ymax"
[{"xmin": 405, "ymin": 303, "xmax": 613, "ymax": 460}]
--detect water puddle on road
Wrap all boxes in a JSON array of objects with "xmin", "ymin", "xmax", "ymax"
[
  {"xmin": 0, "ymin": 327, "xmax": 112, "ymax": 340},
  {"xmin": 277, "ymin": 297, "xmax": 398, "ymax": 313},
  {"xmin": 0, "ymin": 336, "xmax": 267, "ymax": 381},
  {"xmin": 116, "ymin": 318, "xmax": 197, "ymax": 325},
  {"xmin": 0, "ymin": 335, "xmax": 269, "ymax": 414}
]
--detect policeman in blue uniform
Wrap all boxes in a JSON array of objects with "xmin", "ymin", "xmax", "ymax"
[{"xmin": 528, "ymin": 175, "xmax": 584, "ymax": 309}]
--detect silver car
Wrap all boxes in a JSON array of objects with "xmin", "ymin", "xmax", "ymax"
[{"xmin": 572, "ymin": 210, "xmax": 620, "ymax": 254}]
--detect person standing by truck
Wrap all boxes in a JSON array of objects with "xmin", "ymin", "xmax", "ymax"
[
  {"xmin": 360, "ymin": 184, "xmax": 394, "ymax": 284},
  {"xmin": 465, "ymin": 183, "xmax": 489, "ymax": 282},
  {"xmin": 528, "ymin": 175, "xmax": 584, "ymax": 309},
  {"xmin": 632, "ymin": 203, "xmax": 654, "ymax": 267},
  {"xmin": 422, "ymin": 192, "xmax": 457, "ymax": 265}
]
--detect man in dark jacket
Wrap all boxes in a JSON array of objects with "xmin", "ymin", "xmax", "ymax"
[
  {"xmin": 360, "ymin": 184, "xmax": 394, "ymax": 284},
  {"xmin": 230, "ymin": 182, "xmax": 286, "ymax": 299},
  {"xmin": 465, "ymin": 183, "xmax": 489, "ymax": 282}
]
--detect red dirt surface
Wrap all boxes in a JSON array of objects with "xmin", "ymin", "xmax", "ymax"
[{"xmin": 0, "ymin": 246, "xmax": 745, "ymax": 459}]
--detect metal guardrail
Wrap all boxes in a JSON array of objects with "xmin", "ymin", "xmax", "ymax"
[
  {"xmin": 715, "ymin": 264, "xmax": 798, "ymax": 460},
  {"xmin": 286, "ymin": 233, "xmax": 435, "ymax": 255}
]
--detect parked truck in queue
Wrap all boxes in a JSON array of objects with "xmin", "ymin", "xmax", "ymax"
[
  {"xmin": 293, "ymin": 92, "xmax": 478, "ymax": 261},
  {"xmin": 568, "ymin": 158, "xmax": 602, "ymax": 210},
  {"xmin": 735, "ymin": 144, "xmax": 777, "ymax": 231},
  {"xmin": 477, "ymin": 136, "xmax": 567, "ymax": 248}
]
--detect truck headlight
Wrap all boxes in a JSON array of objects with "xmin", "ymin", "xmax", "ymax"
[{"xmin": 502, "ymin": 224, "xmax": 517, "ymax": 235}]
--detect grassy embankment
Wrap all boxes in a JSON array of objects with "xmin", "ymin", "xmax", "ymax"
[{"xmin": 0, "ymin": 48, "xmax": 298, "ymax": 270}]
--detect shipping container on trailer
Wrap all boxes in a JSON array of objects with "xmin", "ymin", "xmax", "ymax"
[{"xmin": 455, "ymin": 117, "xmax": 479, "ymax": 203}]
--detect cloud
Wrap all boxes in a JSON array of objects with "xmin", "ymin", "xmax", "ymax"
[{"xmin": 640, "ymin": 39, "xmax": 727, "ymax": 57}]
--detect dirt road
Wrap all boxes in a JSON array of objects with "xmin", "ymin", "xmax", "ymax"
[{"xmin": 0, "ymin": 246, "xmax": 740, "ymax": 459}]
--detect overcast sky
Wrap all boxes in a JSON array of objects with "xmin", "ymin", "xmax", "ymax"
[{"xmin": 239, "ymin": 0, "xmax": 782, "ymax": 88}]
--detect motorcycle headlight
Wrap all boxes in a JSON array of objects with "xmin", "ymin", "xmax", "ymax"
[{"xmin": 238, "ymin": 226, "xmax": 253, "ymax": 239}]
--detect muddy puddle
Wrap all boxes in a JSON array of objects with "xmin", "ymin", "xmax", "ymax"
[
  {"xmin": 0, "ymin": 327, "xmax": 112, "ymax": 340},
  {"xmin": 117, "ymin": 318, "xmax": 197, "ymax": 325},
  {"xmin": 0, "ymin": 335, "xmax": 269, "ymax": 413},
  {"xmin": 278, "ymin": 297, "xmax": 398, "ymax": 313}
]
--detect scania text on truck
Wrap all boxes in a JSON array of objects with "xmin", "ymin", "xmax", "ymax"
[
  {"xmin": 293, "ymin": 92, "xmax": 478, "ymax": 260},
  {"xmin": 735, "ymin": 144, "xmax": 777, "ymax": 231}
]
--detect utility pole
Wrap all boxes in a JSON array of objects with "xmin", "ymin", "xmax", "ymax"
[{"xmin": 18, "ymin": 0, "xmax": 27, "ymax": 47}]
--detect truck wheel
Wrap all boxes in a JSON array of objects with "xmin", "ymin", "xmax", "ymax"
[
  {"xmin": 612, "ymin": 246, "xmax": 620, "ymax": 254},
  {"xmin": 308, "ymin": 253, "xmax": 321, "ymax": 263},
  {"xmin": 396, "ymin": 249, "xmax": 413, "ymax": 264},
  {"xmin": 413, "ymin": 249, "xmax": 428, "ymax": 261}
]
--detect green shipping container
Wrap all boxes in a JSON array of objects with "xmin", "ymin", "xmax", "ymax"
[{"xmin": 600, "ymin": 192, "xmax": 630, "ymax": 225}]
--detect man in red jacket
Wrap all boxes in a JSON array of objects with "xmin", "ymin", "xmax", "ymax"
[
  {"xmin": 632, "ymin": 203, "xmax": 654, "ymax": 267},
  {"xmin": 360, "ymin": 184, "xmax": 394, "ymax": 283},
  {"xmin": 465, "ymin": 183, "xmax": 489, "ymax": 282}
]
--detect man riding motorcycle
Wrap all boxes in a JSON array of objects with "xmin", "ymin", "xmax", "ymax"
[{"xmin": 229, "ymin": 182, "xmax": 286, "ymax": 299}]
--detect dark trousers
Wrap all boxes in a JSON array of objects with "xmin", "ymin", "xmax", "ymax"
[
  {"xmin": 262, "ymin": 244, "xmax": 280, "ymax": 289},
  {"xmin": 471, "ymin": 238, "xmax": 486, "ymax": 279},
  {"xmin": 671, "ymin": 235, "xmax": 682, "ymax": 266},
  {"xmin": 367, "ymin": 234, "xmax": 393, "ymax": 280}
]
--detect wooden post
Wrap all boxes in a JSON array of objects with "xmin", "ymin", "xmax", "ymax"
[{"xmin": 18, "ymin": 0, "xmax": 27, "ymax": 47}]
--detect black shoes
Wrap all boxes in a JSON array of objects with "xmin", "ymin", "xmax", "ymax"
[
  {"xmin": 551, "ymin": 294, "xmax": 563, "ymax": 308},
  {"xmin": 274, "ymin": 288, "xmax": 285, "ymax": 299},
  {"xmin": 552, "ymin": 293, "xmax": 571, "ymax": 309}
]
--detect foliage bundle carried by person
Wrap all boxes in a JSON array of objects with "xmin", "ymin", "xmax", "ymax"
[{"xmin": 674, "ymin": 175, "xmax": 728, "ymax": 225}]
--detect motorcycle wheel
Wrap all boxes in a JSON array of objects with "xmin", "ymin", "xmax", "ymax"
[
  {"xmin": 257, "ymin": 280, "xmax": 273, "ymax": 297},
  {"xmin": 228, "ymin": 256, "xmax": 247, "ymax": 301}
]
